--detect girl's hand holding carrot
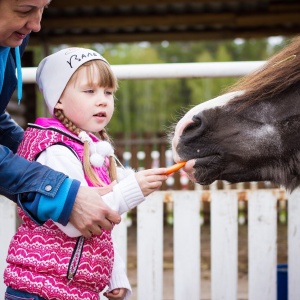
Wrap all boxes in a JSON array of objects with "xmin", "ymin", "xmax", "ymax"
[{"xmin": 135, "ymin": 168, "xmax": 168, "ymax": 197}]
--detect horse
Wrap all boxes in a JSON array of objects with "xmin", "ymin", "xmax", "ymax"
[{"xmin": 171, "ymin": 36, "xmax": 300, "ymax": 191}]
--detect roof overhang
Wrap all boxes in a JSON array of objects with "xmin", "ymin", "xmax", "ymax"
[{"xmin": 30, "ymin": 0, "xmax": 300, "ymax": 45}]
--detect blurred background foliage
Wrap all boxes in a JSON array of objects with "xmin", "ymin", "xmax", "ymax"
[{"xmin": 31, "ymin": 37, "xmax": 289, "ymax": 136}]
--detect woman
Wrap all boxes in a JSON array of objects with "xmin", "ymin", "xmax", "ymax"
[{"xmin": 0, "ymin": 0, "xmax": 120, "ymax": 238}]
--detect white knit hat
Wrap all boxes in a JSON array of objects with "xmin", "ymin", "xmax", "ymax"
[{"xmin": 36, "ymin": 47, "xmax": 109, "ymax": 116}]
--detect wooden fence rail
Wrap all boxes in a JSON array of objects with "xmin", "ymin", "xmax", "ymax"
[
  {"xmin": 0, "ymin": 188, "xmax": 296, "ymax": 299},
  {"xmin": 114, "ymin": 133, "xmax": 283, "ymax": 191}
]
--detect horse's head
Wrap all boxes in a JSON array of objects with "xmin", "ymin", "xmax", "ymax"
[{"xmin": 171, "ymin": 37, "xmax": 300, "ymax": 190}]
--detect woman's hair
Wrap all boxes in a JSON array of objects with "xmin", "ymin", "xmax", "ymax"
[{"xmin": 54, "ymin": 59, "xmax": 118, "ymax": 186}]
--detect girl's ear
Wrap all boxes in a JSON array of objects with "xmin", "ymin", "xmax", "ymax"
[{"xmin": 55, "ymin": 100, "xmax": 63, "ymax": 110}]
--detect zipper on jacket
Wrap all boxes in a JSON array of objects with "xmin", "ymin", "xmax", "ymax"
[{"xmin": 67, "ymin": 236, "xmax": 85, "ymax": 284}]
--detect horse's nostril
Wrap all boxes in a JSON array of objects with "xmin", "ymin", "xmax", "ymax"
[
  {"xmin": 192, "ymin": 111, "xmax": 207, "ymax": 126},
  {"xmin": 183, "ymin": 121, "xmax": 198, "ymax": 134},
  {"xmin": 192, "ymin": 114, "xmax": 202, "ymax": 124},
  {"xmin": 185, "ymin": 112, "xmax": 206, "ymax": 136},
  {"xmin": 192, "ymin": 115, "xmax": 202, "ymax": 129}
]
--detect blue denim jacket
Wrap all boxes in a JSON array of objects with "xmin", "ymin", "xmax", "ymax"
[{"xmin": 0, "ymin": 36, "xmax": 79, "ymax": 225}]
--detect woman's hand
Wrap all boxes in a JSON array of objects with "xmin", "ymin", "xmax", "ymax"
[{"xmin": 69, "ymin": 186, "xmax": 121, "ymax": 238}]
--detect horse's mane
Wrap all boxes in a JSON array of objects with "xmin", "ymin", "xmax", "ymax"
[{"xmin": 226, "ymin": 35, "xmax": 300, "ymax": 104}]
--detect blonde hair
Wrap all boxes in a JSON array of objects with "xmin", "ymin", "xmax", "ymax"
[
  {"xmin": 54, "ymin": 59, "xmax": 118, "ymax": 186},
  {"xmin": 70, "ymin": 59, "xmax": 118, "ymax": 92}
]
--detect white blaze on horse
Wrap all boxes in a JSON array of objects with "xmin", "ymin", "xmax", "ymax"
[{"xmin": 172, "ymin": 36, "xmax": 300, "ymax": 190}]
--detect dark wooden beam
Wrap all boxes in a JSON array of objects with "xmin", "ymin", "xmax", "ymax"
[
  {"xmin": 50, "ymin": 0, "xmax": 257, "ymax": 8},
  {"xmin": 238, "ymin": 13, "xmax": 300, "ymax": 26},
  {"xmin": 40, "ymin": 12, "xmax": 300, "ymax": 30},
  {"xmin": 270, "ymin": 3, "xmax": 300, "ymax": 12},
  {"xmin": 40, "ymin": 13, "xmax": 235, "ymax": 29},
  {"xmin": 30, "ymin": 1, "xmax": 300, "ymax": 46},
  {"xmin": 29, "ymin": 27, "xmax": 298, "ymax": 46}
]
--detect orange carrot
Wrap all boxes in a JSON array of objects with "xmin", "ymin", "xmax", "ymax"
[{"xmin": 165, "ymin": 161, "xmax": 186, "ymax": 175}]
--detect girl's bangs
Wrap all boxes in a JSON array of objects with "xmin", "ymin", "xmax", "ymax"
[{"xmin": 85, "ymin": 60, "xmax": 118, "ymax": 91}]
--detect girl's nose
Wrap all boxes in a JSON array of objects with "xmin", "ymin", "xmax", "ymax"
[{"xmin": 96, "ymin": 96, "xmax": 107, "ymax": 106}]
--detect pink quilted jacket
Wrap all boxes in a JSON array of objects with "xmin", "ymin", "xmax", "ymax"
[{"xmin": 4, "ymin": 118, "xmax": 114, "ymax": 300}]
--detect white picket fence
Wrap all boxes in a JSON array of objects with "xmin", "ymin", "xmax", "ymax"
[{"xmin": 1, "ymin": 188, "xmax": 299, "ymax": 299}]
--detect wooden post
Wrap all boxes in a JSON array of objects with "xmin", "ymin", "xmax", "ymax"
[
  {"xmin": 248, "ymin": 190, "xmax": 277, "ymax": 300},
  {"xmin": 173, "ymin": 191, "xmax": 201, "ymax": 299},
  {"xmin": 211, "ymin": 190, "xmax": 238, "ymax": 300},
  {"xmin": 288, "ymin": 188, "xmax": 300, "ymax": 299},
  {"xmin": 137, "ymin": 192, "xmax": 163, "ymax": 299}
]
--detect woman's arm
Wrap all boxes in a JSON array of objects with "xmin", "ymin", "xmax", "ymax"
[
  {"xmin": 0, "ymin": 35, "xmax": 81, "ymax": 226},
  {"xmin": 0, "ymin": 112, "xmax": 24, "ymax": 153},
  {"xmin": 0, "ymin": 143, "xmax": 120, "ymax": 235},
  {"xmin": 0, "ymin": 144, "xmax": 71, "ymax": 203}
]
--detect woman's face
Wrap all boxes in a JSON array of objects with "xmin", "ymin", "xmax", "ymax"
[{"xmin": 0, "ymin": 0, "xmax": 51, "ymax": 48}]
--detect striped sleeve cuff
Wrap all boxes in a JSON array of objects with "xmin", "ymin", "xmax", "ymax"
[{"xmin": 37, "ymin": 178, "xmax": 80, "ymax": 225}]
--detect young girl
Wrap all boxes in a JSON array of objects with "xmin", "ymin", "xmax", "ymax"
[{"xmin": 4, "ymin": 48, "xmax": 168, "ymax": 300}]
